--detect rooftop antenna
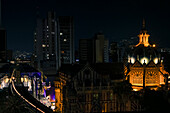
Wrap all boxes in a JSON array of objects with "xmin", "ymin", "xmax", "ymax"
[{"xmin": 142, "ymin": 18, "xmax": 145, "ymax": 30}]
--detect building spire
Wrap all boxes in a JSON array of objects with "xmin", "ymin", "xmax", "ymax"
[
  {"xmin": 142, "ymin": 18, "xmax": 145, "ymax": 29},
  {"xmin": 136, "ymin": 19, "xmax": 150, "ymax": 47}
]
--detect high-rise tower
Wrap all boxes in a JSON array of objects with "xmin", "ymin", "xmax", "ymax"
[
  {"xmin": 34, "ymin": 12, "xmax": 59, "ymax": 75},
  {"xmin": 58, "ymin": 16, "xmax": 74, "ymax": 64},
  {"xmin": 0, "ymin": 0, "xmax": 2, "ymax": 27},
  {"xmin": 0, "ymin": 0, "xmax": 7, "ymax": 62}
]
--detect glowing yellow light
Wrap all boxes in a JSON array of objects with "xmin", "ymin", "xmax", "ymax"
[
  {"xmin": 131, "ymin": 57, "xmax": 135, "ymax": 64},
  {"xmin": 5, "ymin": 78, "xmax": 9, "ymax": 83},
  {"xmin": 24, "ymin": 78, "xmax": 28, "ymax": 82},
  {"xmin": 42, "ymin": 44, "xmax": 46, "ymax": 47},
  {"xmin": 133, "ymin": 89, "xmax": 138, "ymax": 91},
  {"xmin": 136, "ymin": 33, "xmax": 150, "ymax": 47},
  {"xmin": 12, "ymin": 77, "xmax": 15, "ymax": 80},
  {"xmin": 154, "ymin": 58, "xmax": 158, "ymax": 64},
  {"xmin": 140, "ymin": 57, "xmax": 148, "ymax": 64},
  {"xmin": 153, "ymin": 44, "xmax": 156, "ymax": 47},
  {"xmin": 21, "ymin": 78, "xmax": 23, "ymax": 82}
]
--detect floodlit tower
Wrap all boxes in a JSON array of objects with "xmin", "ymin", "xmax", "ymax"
[
  {"xmin": 0, "ymin": 0, "xmax": 7, "ymax": 62},
  {"xmin": 136, "ymin": 19, "xmax": 150, "ymax": 47}
]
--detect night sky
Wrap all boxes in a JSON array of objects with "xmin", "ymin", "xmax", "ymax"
[{"xmin": 2, "ymin": 0, "xmax": 170, "ymax": 52}]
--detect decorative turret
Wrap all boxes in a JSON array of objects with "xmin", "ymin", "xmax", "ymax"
[{"xmin": 136, "ymin": 19, "xmax": 150, "ymax": 47}]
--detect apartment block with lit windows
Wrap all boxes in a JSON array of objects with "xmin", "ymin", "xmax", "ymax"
[
  {"xmin": 34, "ymin": 12, "xmax": 59, "ymax": 75},
  {"xmin": 58, "ymin": 16, "xmax": 74, "ymax": 64}
]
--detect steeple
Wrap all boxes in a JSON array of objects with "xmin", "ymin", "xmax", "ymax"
[
  {"xmin": 136, "ymin": 19, "xmax": 150, "ymax": 47},
  {"xmin": 142, "ymin": 18, "xmax": 145, "ymax": 30},
  {"xmin": 140, "ymin": 18, "xmax": 147, "ymax": 34}
]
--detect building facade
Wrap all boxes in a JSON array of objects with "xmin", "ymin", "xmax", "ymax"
[
  {"xmin": 125, "ymin": 20, "xmax": 170, "ymax": 91},
  {"xmin": 34, "ymin": 12, "xmax": 59, "ymax": 75},
  {"xmin": 79, "ymin": 39, "xmax": 94, "ymax": 64},
  {"xmin": 0, "ymin": 0, "xmax": 7, "ymax": 63},
  {"xmin": 79, "ymin": 33, "xmax": 109, "ymax": 64},
  {"xmin": 54, "ymin": 63, "xmax": 142, "ymax": 113},
  {"xmin": 94, "ymin": 33, "xmax": 109, "ymax": 63},
  {"xmin": 58, "ymin": 16, "xmax": 74, "ymax": 64},
  {"xmin": 109, "ymin": 42, "xmax": 118, "ymax": 63}
]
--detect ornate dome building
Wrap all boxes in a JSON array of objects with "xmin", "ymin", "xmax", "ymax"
[{"xmin": 125, "ymin": 20, "xmax": 170, "ymax": 91}]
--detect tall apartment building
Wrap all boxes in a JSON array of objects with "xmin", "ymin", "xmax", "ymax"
[
  {"xmin": 58, "ymin": 16, "xmax": 74, "ymax": 64},
  {"xmin": 94, "ymin": 33, "xmax": 109, "ymax": 63},
  {"xmin": 79, "ymin": 39, "xmax": 93, "ymax": 64},
  {"xmin": 34, "ymin": 13, "xmax": 75, "ymax": 75},
  {"xmin": 0, "ymin": 0, "xmax": 7, "ymax": 62},
  {"xmin": 109, "ymin": 42, "xmax": 118, "ymax": 62},
  {"xmin": 79, "ymin": 33, "xmax": 109, "ymax": 64},
  {"xmin": 34, "ymin": 12, "xmax": 59, "ymax": 75}
]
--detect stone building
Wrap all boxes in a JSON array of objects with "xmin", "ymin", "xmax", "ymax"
[
  {"xmin": 125, "ymin": 20, "xmax": 170, "ymax": 91},
  {"xmin": 54, "ymin": 63, "xmax": 142, "ymax": 113}
]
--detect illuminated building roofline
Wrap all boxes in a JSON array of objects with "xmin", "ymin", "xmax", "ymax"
[{"xmin": 136, "ymin": 19, "xmax": 151, "ymax": 47}]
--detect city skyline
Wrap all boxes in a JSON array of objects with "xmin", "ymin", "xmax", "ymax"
[
  {"xmin": 1, "ymin": 1, "xmax": 170, "ymax": 112},
  {"xmin": 2, "ymin": 0, "xmax": 170, "ymax": 52}
]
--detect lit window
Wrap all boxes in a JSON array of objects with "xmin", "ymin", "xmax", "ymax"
[
  {"xmin": 61, "ymin": 51, "xmax": 64, "ymax": 53},
  {"xmin": 34, "ymin": 39, "xmax": 37, "ymax": 42},
  {"xmin": 47, "ymin": 35, "xmax": 49, "ymax": 37},
  {"xmin": 153, "ymin": 44, "xmax": 156, "ymax": 47},
  {"xmin": 47, "ymin": 54, "xmax": 49, "ymax": 56},
  {"xmin": 24, "ymin": 78, "xmax": 28, "ymax": 82},
  {"xmin": 60, "ymin": 33, "xmax": 63, "ymax": 36},
  {"xmin": 47, "ymin": 45, "xmax": 49, "ymax": 47},
  {"xmin": 51, "ymin": 32, "xmax": 55, "ymax": 34},
  {"xmin": 47, "ymin": 26, "xmax": 49, "ymax": 28},
  {"xmin": 64, "ymin": 39, "xmax": 67, "ymax": 42},
  {"xmin": 21, "ymin": 78, "xmax": 23, "ymax": 82},
  {"xmin": 42, "ymin": 44, "xmax": 46, "ymax": 47},
  {"xmin": 34, "ymin": 33, "xmax": 36, "ymax": 35}
]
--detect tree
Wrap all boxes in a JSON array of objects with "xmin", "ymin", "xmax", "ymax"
[
  {"xmin": 2, "ymin": 96, "xmax": 36, "ymax": 113},
  {"xmin": 113, "ymin": 80, "xmax": 132, "ymax": 111}
]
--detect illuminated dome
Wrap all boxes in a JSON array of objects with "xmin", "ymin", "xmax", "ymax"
[
  {"xmin": 129, "ymin": 44, "xmax": 160, "ymax": 64},
  {"xmin": 128, "ymin": 19, "xmax": 160, "ymax": 64}
]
